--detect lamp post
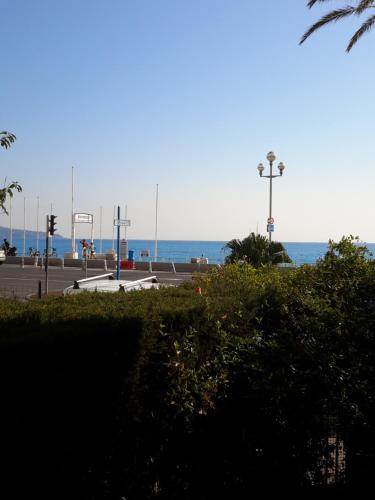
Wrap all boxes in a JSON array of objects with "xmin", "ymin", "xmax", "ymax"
[{"xmin": 257, "ymin": 151, "xmax": 285, "ymax": 242}]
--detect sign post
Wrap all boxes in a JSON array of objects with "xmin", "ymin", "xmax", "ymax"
[
  {"xmin": 68, "ymin": 213, "xmax": 94, "ymax": 259},
  {"xmin": 113, "ymin": 217, "xmax": 131, "ymax": 277},
  {"xmin": 116, "ymin": 206, "xmax": 121, "ymax": 280}
]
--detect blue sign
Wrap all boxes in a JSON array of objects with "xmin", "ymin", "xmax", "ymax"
[{"xmin": 267, "ymin": 224, "xmax": 274, "ymax": 232}]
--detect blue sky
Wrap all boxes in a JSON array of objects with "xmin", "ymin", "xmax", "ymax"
[{"xmin": 1, "ymin": 0, "xmax": 375, "ymax": 242}]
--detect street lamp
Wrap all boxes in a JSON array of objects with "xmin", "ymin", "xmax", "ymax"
[{"xmin": 257, "ymin": 151, "xmax": 286, "ymax": 242}]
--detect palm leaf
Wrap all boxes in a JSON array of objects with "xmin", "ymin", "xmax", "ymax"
[
  {"xmin": 0, "ymin": 131, "xmax": 16, "ymax": 149},
  {"xmin": 300, "ymin": 6, "xmax": 356, "ymax": 45},
  {"xmin": 356, "ymin": 0, "xmax": 375, "ymax": 15},
  {"xmin": 347, "ymin": 13, "xmax": 375, "ymax": 50},
  {"xmin": 225, "ymin": 232, "xmax": 291, "ymax": 267},
  {"xmin": 307, "ymin": 0, "xmax": 336, "ymax": 7}
]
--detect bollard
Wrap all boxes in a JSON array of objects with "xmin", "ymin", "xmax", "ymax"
[
  {"xmin": 195, "ymin": 287, "xmax": 202, "ymax": 295},
  {"xmin": 38, "ymin": 280, "xmax": 42, "ymax": 299},
  {"xmin": 148, "ymin": 261, "xmax": 152, "ymax": 273},
  {"xmin": 61, "ymin": 258, "xmax": 64, "ymax": 270},
  {"xmin": 21, "ymin": 257, "xmax": 24, "ymax": 269},
  {"xmin": 104, "ymin": 260, "xmax": 107, "ymax": 271},
  {"xmin": 171, "ymin": 262, "xmax": 176, "ymax": 274},
  {"xmin": 34, "ymin": 256, "xmax": 38, "ymax": 268}
]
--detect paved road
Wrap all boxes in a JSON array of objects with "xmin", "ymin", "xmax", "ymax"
[{"xmin": 0, "ymin": 264, "xmax": 193, "ymax": 298}]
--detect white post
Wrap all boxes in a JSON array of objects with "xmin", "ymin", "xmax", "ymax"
[
  {"xmin": 90, "ymin": 217, "xmax": 94, "ymax": 245},
  {"xmin": 23, "ymin": 197, "xmax": 26, "ymax": 256},
  {"xmin": 99, "ymin": 206, "xmax": 103, "ymax": 254},
  {"xmin": 9, "ymin": 195, "xmax": 12, "ymax": 246},
  {"xmin": 154, "ymin": 184, "xmax": 159, "ymax": 261},
  {"xmin": 71, "ymin": 166, "xmax": 75, "ymax": 254},
  {"xmin": 112, "ymin": 204, "xmax": 115, "ymax": 251},
  {"xmin": 124, "ymin": 205, "xmax": 128, "ymax": 240},
  {"xmin": 36, "ymin": 196, "xmax": 40, "ymax": 253}
]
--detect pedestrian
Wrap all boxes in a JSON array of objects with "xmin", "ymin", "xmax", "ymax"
[
  {"xmin": 80, "ymin": 239, "xmax": 89, "ymax": 258},
  {"xmin": 89, "ymin": 242, "xmax": 96, "ymax": 259},
  {"xmin": 3, "ymin": 239, "xmax": 10, "ymax": 253}
]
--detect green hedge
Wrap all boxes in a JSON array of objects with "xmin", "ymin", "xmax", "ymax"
[
  {"xmin": 0, "ymin": 288, "xmax": 205, "ymax": 499},
  {"xmin": 1, "ymin": 237, "xmax": 375, "ymax": 498}
]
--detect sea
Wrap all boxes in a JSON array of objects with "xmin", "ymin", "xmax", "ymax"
[{"xmin": 4, "ymin": 237, "xmax": 375, "ymax": 266}]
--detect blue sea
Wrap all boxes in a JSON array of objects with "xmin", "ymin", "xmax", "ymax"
[{"xmin": 5, "ymin": 237, "xmax": 375, "ymax": 266}]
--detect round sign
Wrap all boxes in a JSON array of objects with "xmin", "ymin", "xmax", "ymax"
[{"xmin": 267, "ymin": 217, "xmax": 274, "ymax": 224}]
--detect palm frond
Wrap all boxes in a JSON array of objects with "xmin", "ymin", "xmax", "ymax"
[
  {"xmin": 347, "ymin": 12, "xmax": 375, "ymax": 50},
  {"xmin": 356, "ymin": 0, "xmax": 375, "ymax": 15},
  {"xmin": 300, "ymin": 6, "xmax": 356, "ymax": 44},
  {"xmin": 0, "ymin": 131, "xmax": 16, "ymax": 149},
  {"xmin": 307, "ymin": 0, "xmax": 335, "ymax": 8}
]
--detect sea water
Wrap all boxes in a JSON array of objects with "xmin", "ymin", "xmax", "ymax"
[{"xmin": 6, "ymin": 237, "xmax": 375, "ymax": 266}]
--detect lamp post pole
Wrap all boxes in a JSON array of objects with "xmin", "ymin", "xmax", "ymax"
[{"xmin": 257, "ymin": 151, "xmax": 285, "ymax": 242}]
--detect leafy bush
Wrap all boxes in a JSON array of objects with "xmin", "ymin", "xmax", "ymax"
[
  {"xmin": 1, "ymin": 237, "xmax": 375, "ymax": 498},
  {"xmin": 0, "ymin": 288, "xmax": 205, "ymax": 499}
]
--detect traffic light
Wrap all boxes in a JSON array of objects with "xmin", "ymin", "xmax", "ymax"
[{"xmin": 49, "ymin": 215, "xmax": 57, "ymax": 236}]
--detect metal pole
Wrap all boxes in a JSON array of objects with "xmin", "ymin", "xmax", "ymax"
[
  {"xmin": 99, "ymin": 206, "xmax": 103, "ymax": 254},
  {"xmin": 116, "ymin": 206, "xmax": 120, "ymax": 280},
  {"xmin": 71, "ymin": 166, "xmax": 75, "ymax": 255},
  {"xmin": 45, "ymin": 215, "xmax": 50, "ymax": 295},
  {"xmin": 36, "ymin": 196, "xmax": 40, "ymax": 253},
  {"xmin": 90, "ymin": 216, "xmax": 94, "ymax": 246},
  {"xmin": 50, "ymin": 202, "xmax": 53, "ymax": 251},
  {"xmin": 124, "ymin": 205, "xmax": 128, "ymax": 240},
  {"xmin": 23, "ymin": 197, "xmax": 26, "ymax": 256},
  {"xmin": 269, "ymin": 161, "xmax": 273, "ymax": 242},
  {"xmin": 154, "ymin": 184, "xmax": 159, "ymax": 261},
  {"xmin": 112, "ymin": 205, "xmax": 115, "ymax": 251},
  {"xmin": 9, "ymin": 195, "xmax": 12, "ymax": 246}
]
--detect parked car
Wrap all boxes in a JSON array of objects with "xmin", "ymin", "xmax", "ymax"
[{"xmin": 0, "ymin": 249, "xmax": 5, "ymax": 264}]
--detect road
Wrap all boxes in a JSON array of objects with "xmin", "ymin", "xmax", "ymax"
[{"xmin": 0, "ymin": 264, "xmax": 193, "ymax": 298}]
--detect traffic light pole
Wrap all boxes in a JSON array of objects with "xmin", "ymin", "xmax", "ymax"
[
  {"xmin": 44, "ymin": 214, "xmax": 57, "ymax": 295},
  {"xmin": 116, "ymin": 206, "xmax": 120, "ymax": 280},
  {"xmin": 45, "ymin": 215, "xmax": 50, "ymax": 295}
]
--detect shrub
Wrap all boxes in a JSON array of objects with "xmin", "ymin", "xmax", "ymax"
[{"xmin": 1, "ymin": 237, "xmax": 375, "ymax": 498}]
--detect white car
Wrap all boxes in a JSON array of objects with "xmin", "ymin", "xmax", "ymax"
[
  {"xmin": 63, "ymin": 273, "xmax": 164, "ymax": 295},
  {"xmin": 0, "ymin": 249, "xmax": 5, "ymax": 265}
]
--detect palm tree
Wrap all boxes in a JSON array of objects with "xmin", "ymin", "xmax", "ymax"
[
  {"xmin": 1, "ymin": 131, "xmax": 22, "ymax": 214},
  {"xmin": 300, "ymin": 1, "xmax": 375, "ymax": 52},
  {"xmin": 0, "ymin": 131, "xmax": 16, "ymax": 149},
  {"xmin": 225, "ymin": 232, "xmax": 292, "ymax": 267}
]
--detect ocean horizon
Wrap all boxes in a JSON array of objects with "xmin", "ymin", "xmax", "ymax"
[{"xmin": 3, "ymin": 235, "xmax": 375, "ymax": 266}]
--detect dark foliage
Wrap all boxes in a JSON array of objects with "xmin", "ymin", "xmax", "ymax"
[
  {"xmin": 1, "ymin": 237, "xmax": 375, "ymax": 498},
  {"xmin": 301, "ymin": 1, "xmax": 375, "ymax": 52},
  {"xmin": 225, "ymin": 232, "xmax": 292, "ymax": 267}
]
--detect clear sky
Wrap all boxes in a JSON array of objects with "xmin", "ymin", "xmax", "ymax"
[{"xmin": 1, "ymin": 0, "xmax": 375, "ymax": 242}]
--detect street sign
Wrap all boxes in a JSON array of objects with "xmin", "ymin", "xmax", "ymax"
[
  {"xmin": 141, "ymin": 249, "xmax": 150, "ymax": 258},
  {"xmin": 74, "ymin": 213, "xmax": 93, "ymax": 224},
  {"xmin": 267, "ymin": 217, "xmax": 274, "ymax": 224},
  {"xmin": 114, "ymin": 219, "xmax": 131, "ymax": 227},
  {"xmin": 120, "ymin": 239, "xmax": 128, "ymax": 259},
  {"xmin": 267, "ymin": 224, "xmax": 274, "ymax": 232}
]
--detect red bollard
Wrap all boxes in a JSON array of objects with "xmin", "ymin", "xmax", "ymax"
[{"xmin": 195, "ymin": 287, "xmax": 202, "ymax": 295}]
